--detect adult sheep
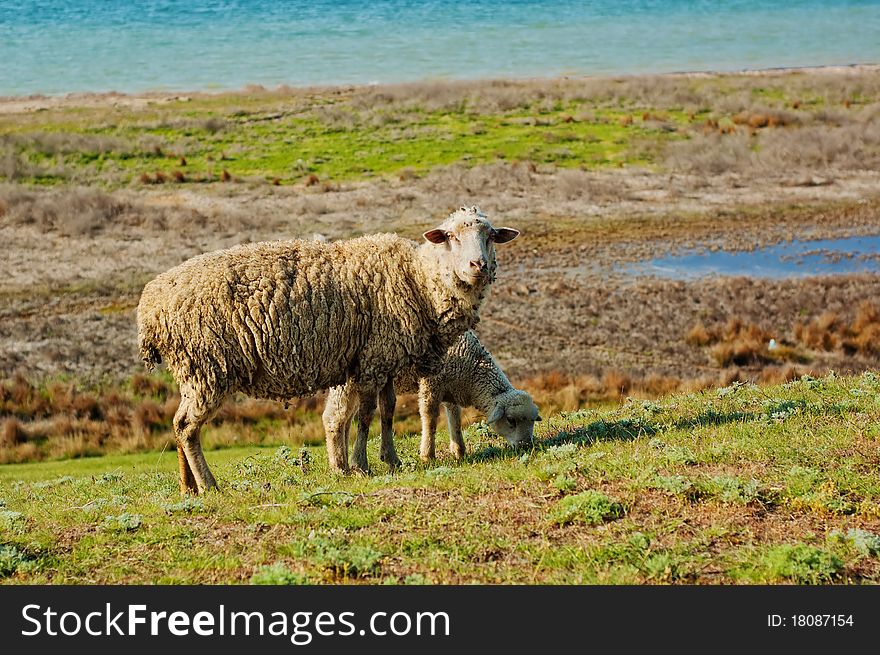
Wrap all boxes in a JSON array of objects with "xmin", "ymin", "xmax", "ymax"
[
  {"xmin": 324, "ymin": 330, "xmax": 541, "ymax": 472},
  {"xmin": 137, "ymin": 206, "xmax": 519, "ymax": 494}
]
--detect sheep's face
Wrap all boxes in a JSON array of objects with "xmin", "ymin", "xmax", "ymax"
[
  {"xmin": 487, "ymin": 391, "xmax": 541, "ymax": 448},
  {"xmin": 423, "ymin": 206, "xmax": 519, "ymax": 287}
]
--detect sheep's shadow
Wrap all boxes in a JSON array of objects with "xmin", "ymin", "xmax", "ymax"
[
  {"xmin": 466, "ymin": 409, "xmax": 761, "ymax": 464},
  {"xmin": 467, "ymin": 418, "xmax": 656, "ymax": 464},
  {"xmin": 672, "ymin": 409, "xmax": 757, "ymax": 431}
]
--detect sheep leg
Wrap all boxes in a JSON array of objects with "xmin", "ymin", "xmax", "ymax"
[
  {"xmin": 378, "ymin": 380, "xmax": 401, "ymax": 470},
  {"xmin": 352, "ymin": 387, "xmax": 376, "ymax": 475},
  {"xmin": 444, "ymin": 403, "xmax": 466, "ymax": 460},
  {"xmin": 418, "ymin": 382, "xmax": 441, "ymax": 462},
  {"xmin": 176, "ymin": 444, "xmax": 198, "ymax": 495},
  {"xmin": 173, "ymin": 392, "xmax": 220, "ymax": 495},
  {"xmin": 323, "ymin": 384, "xmax": 356, "ymax": 474}
]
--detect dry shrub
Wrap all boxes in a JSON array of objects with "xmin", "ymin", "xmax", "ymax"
[
  {"xmin": 639, "ymin": 374, "xmax": 681, "ymax": 396},
  {"xmin": 685, "ymin": 322, "xmax": 712, "ymax": 347},
  {"xmin": 0, "ymin": 375, "xmax": 50, "ymax": 419},
  {"xmin": 841, "ymin": 302, "xmax": 880, "ymax": 355},
  {"xmin": 691, "ymin": 318, "xmax": 806, "ymax": 367},
  {"xmin": 602, "ymin": 369, "xmax": 632, "ymax": 398},
  {"xmin": 131, "ymin": 400, "xmax": 167, "ymax": 436},
  {"xmin": 665, "ymin": 132, "xmax": 753, "ymax": 175},
  {"xmin": 794, "ymin": 312, "xmax": 840, "ymax": 350},
  {"xmin": 760, "ymin": 365, "xmax": 802, "ymax": 385},
  {"xmin": 0, "ymin": 442, "xmax": 41, "ymax": 464},
  {"xmin": 1, "ymin": 418, "xmax": 28, "ymax": 446},
  {"xmin": 130, "ymin": 373, "xmax": 173, "ymax": 400}
]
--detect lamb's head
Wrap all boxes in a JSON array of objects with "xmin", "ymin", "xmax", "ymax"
[
  {"xmin": 486, "ymin": 389, "xmax": 541, "ymax": 448},
  {"xmin": 422, "ymin": 206, "xmax": 519, "ymax": 288}
]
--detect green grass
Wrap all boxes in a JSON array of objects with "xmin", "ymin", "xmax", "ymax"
[
  {"xmin": 2, "ymin": 372, "xmax": 880, "ymax": 584},
  {"xmin": 2, "ymin": 103, "xmax": 674, "ymax": 186}
]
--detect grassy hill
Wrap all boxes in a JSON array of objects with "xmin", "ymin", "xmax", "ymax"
[{"xmin": 2, "ymin": 372, "xmax": 879, "ymax": 584}]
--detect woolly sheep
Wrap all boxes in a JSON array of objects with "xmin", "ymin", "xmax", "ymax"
[
  {"xmin": 323, "ymin": 330, "xmax": 541, "ymax": 472},
  {"xmin": 137, "ymin": 206, "xmax": 519, "ymax": 494}
]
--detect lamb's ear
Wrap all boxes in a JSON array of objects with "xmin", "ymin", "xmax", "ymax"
[
  {"xmin": 423, "ymin": 229, "xmax": 448, "ymax": 244},
  {"xmin": 487, "ymin": 405, "xmax": 505, "ymax": 424},
  {"xmin": 491, "ymin": 228, "xmax": 520, "ymax": 244}
]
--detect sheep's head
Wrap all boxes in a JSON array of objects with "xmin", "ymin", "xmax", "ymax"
[
  {"xmin": 486, "ymin": 390, "xmax": 541, "ymax": 448},
  {"xmin": 423, "ymin": 206, "xmax": 518, "ymax": 287}
]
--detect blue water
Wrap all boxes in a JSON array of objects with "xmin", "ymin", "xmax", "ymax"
[
  {"xmin": 1, "ymin": 1, "xmax": 879, "ymax": 96},
  {"xmin": 626, "ymin": 236, "xmax": 880, "ymax": 280}
]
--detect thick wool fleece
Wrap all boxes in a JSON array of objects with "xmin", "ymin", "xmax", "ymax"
[
  {"xmin": 138, "ymin": 233, "xmax": 489, "ymax": 406},
  {"xmin": 394, "ymin": 330, "xmax": 515, "ymax": 414}
]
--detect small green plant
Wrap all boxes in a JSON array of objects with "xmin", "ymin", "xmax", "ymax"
[
  {"xmin": 0, "ymin": 509, "xmax": 24, "ymax": 527},
  {"xmin": 701, "ymin": 475, "xmax": 763, "ymax": 505},
  {"xmin": 161, "ymin": 497, "xmax": 206, "ymax": 514},
  {"xmin": 553, "ymin": 474, "xmax": 577, "ymax": 492},
  {"xmin": 0, "ymin": 544, "xmax": 28, "ymax": 577},
  {"xmin": 550, "ymin": 490, "xmax": 625, "ymax": 526},
  {"xmin": 651, "ymin": 474, "xmax": 700, "ymax": 500},
  {"xmin": 829, "ymin": 528, "xmax": 880, "ymax": 557},
  {"xmin": 101, "ymin": 512, "xmax": 142, "ymax": 532},
  {"xmin": 250, "ymin": 563, "xmax": 309, "ymax": 585},
  {"xmin": 306, "ymin": 537, "xmax": 383, "ymax": 579},
  {"xmin": 753, "ymin": 544, "xmax": 843, "ymax": 584}
]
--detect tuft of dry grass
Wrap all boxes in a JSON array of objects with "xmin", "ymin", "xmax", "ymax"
[
  {"xmin": 841, "ymin": 302, "xmax": 880, "ymax": 355},
  {"xmin": 1, "ymin": 417, "xmax": 28, "ymax": 446},
  {"xmin": 794, "ymin": 312, "xmax": 840, "ymax": 351},
  {"xmin": 685, "ymin": 318, "xmax": 807, "ymax": 367}
]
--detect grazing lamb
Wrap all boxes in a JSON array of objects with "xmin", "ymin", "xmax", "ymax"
[
  {"xmin": 323, "ymin": 330, "xmax": 541, "ymax": 471},
  {"xmin": 137, "ymin": 206, "xmax": 518, "ymax": 494}
]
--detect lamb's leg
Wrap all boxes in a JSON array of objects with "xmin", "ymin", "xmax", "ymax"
[
  {"xmin": 323, "ymin": 383, "xmax": 357, "ymax": 474},
  {"xmin": 352, "ymin": 386, "xmax": 376, "ymax": 474},
  {"xmin": 378, "ymin": 380, "xmax": 401, "ymax": 470},
  {"xmin": 444, "ymin": 403, "xmax": 466, "ymax": 460},
  {"xmin": 418, "ymin": 381, "xmax": 441, "ymax": 462},
  {"xmin": 173, "ymin": 389, "xmax": 222, "ymax": 495}
]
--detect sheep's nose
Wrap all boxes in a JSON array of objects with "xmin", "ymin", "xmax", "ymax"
[{"xmin": 470, "ymin": 259, "xmax": 488, "ymax": 272}]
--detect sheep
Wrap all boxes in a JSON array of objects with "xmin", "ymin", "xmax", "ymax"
[
  {"xmin": 323, "ymin": 330, "xmax": 541, "ymax": 472},
  {"xmin": 137, "ymin": 206, "xmax": 519, "ymax": 494}
]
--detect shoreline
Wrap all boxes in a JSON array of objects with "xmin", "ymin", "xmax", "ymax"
[{"xmin": 1, "ymin": 62, "xmax": 878, "ymax": 115}]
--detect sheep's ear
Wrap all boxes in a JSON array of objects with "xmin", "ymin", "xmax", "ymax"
[
  {"xmin": 423, "ymin": 229, "xmax": 448, "ymax": 244},
  {"xmin": 487, "ymin": 405, "xmax": 505, "ymax": 424},
  {"xmin": 491, "ymin": 228, "xmax": 519, "ymax": 244}
]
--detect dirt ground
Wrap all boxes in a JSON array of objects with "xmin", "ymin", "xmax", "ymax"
[{"xmin": 3, "ymin": 163, "xmax": 880, "ymax": 387}]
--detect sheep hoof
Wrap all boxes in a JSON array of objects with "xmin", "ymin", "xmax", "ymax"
[{"xmin": 351, "ymin": 466, "xmax": 372, "ymax": 477}]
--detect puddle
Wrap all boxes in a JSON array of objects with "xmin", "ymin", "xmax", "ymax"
[{"xmin": 625, "ymin": 235, "xmax": 880, "ymax": 280}]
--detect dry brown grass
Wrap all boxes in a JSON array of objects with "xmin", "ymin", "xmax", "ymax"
[
  {"xmin": 685, "ymin": 318, "xmax": 808, "ymax": 367},
  {"xmin": 794, "ymin": 312, "xmax": 840, "ymax": 350},
  {"xmin": 841, "ymin": 302, "xmax": 880, "ymax": 355},
  {"xmin": 1, "ymin": 417, "xmax": 28, "ymax": 446}
]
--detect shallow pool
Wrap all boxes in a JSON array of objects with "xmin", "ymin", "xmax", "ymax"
[{"xmin": 625, "ymin": 235, "xmax": 880, "ymax": 280}]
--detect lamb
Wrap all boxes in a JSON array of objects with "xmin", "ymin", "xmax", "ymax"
[
  {"xmin": 323, "ymin": 330, "xmax": 541, "ymax": 472},
  {"xmin": 137, "ymin": 206, "xmax": 519, "ymax": 494}
]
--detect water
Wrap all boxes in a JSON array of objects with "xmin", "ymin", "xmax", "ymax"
[
  {"xmin": 626, "ymin": 235, "xmax": 880, "ymax": 280},
  {"xmin": 1, "ymin": 1, "xmax": 879, "ymax": 96}
]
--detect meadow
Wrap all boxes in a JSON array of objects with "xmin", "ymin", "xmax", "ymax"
[{"xmin": 1, "ymin": 373, "xmax": 879, "ymax": 584}]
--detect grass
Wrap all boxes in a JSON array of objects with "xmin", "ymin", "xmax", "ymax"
[
  {"xmin": 1, "ymin": 371, "xmax": 879, "ymax": 584},
  {"xmin": 3, "ymin": 69, "xmax": 879, "ymax": 187}
]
